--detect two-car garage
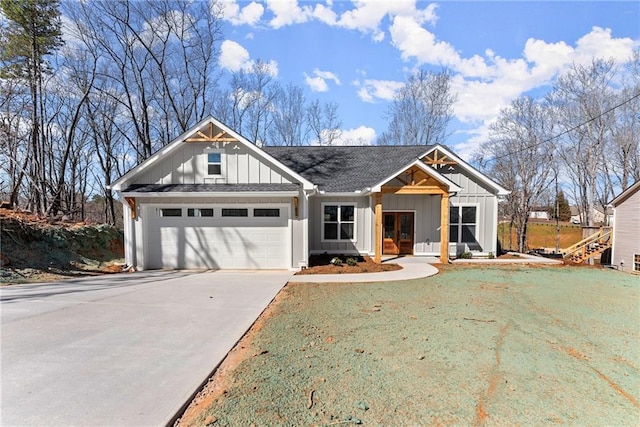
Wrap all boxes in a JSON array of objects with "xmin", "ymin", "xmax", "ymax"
[{"xmin": 144, "ymin": 204, "xmax": 290, "ymax": 270}]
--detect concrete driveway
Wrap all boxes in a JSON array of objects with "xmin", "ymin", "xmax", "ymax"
[{"xmin": 1, "ymin": 269, "xmax": 291, "ymax": 426}]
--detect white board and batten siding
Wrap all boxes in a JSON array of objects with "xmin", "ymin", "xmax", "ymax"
[
  {"xmin": 442, "ymin": 166, "xmax": 498, "ymax": 255},
  {"xmin": 612, "ymin": 187, "xmax": 640, "ymax": 272},
  {"xmin": 308, "ymin": 196, "xmax": 372, "ymax": 254},
  {"xmin": 380, "ymin": 194, "xmax": 442, "ymax": 254},
  {"xmin": 131, "ymin": 142, "xmax": 292, "ymax": 186},
  {"xmin": 124, "ymin": 139, "xmax": 307, "ymax": 270}
]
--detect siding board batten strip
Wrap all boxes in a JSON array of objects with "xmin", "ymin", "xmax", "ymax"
[{"xmin": 440, "ymin": 193, "xmax": 450, "ymax": 263}]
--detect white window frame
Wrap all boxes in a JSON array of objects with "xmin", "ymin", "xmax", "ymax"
[
  {"xmin": 187, "ymin": 207, "xmax": 214, "ymax": 217},
  {"xmin": 321, "ymin": 203, "xmax": 357, "ymax": 242},
  {"xmin": 221, "ymin": 207, "xmax": 249, "ymax": 217},
  {"xmin": 205, "ymin": 149, "xmax": 225, "ymax": 177},
  {"xmin": 157, "ymin": 207, "xmax": 183, "ymax": 217},
  {"xmin": 449, "ymin": 203, "xmax": 479, "ymax": 244}
]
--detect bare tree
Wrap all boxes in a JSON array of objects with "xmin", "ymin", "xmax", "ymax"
[
  {"xmin": 308, "ymin": 99, "xmax": 342, "ymax": 145},
  {"xmin": 0, "ymin": 78, "xmax": 31, "ymax": 207},
  {"xmin": 611, "ymin": 49, "xmax": 640, "ymax": 190},
  {"xmin": 64, "ymin": 0, "xmax": 222, "ymax": 160},
  {"xmin": 269, "ymin": 83, "xmax": 309, "ymax": 146},
  {"xmin": 477, "ymin": 96, "xmax": 556, "ymax": 252},
  {"xmin": 548, "ymin": 59, "xmax": 618, "ymax": 226},
  {"xmin": 378, "ymin": 68, "xmax": 457, "ymax": 145}
]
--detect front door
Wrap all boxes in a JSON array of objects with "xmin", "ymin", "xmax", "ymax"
[{"xmin": 383, "ymin": 212, "xmax": 414, "ymax": 255}]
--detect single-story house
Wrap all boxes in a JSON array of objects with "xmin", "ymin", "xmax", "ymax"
[
  {"xmin": 529, "ymin": 207, "xmax": 550, "ymax": 220},
  {"xmin": 110, "ymin": 117, "xmax": 509, "ymax": 270},
  {"xmin": 570, "ymin": 205, "xmax": 613, "ymax": 225},
  {"xmin": 609, "ymin": 180, "xmax": 640, "ymax": 273}
]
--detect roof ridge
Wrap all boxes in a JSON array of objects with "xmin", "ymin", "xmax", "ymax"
[{"xmin": 264, "ymin": 145, "xmax": 432, "ymax": 149}]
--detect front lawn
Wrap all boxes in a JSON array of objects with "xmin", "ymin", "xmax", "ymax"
[{"xmin": 178, "ymin": 265, "xmax": 639, "ymax": 426}]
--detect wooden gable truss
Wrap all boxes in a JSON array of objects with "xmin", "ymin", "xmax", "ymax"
[
  {"xmin": 381, "ymin": 166, "xmax": 449, "ymax": 195},
  {"xmin": 184, "ymin": 122, "xmax": 238, "ymax": 143},
  {"xmin": 423, "ymin": 149, "xmax": 458, "ymax": 168}
]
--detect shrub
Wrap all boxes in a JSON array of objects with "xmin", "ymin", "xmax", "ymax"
[
  {"xmin": 330, "ymin": 257, "xmax": 343, "ymax": 266},
  {"xmin": 346, "ymin": 257, "xmax": 358, "ymax": 266},
  {"xmin": 459, "ymin": 251, "xmax": 473, "ymax": 259}
]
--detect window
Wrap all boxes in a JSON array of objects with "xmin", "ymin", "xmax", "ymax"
[
  {"xmin": 207, "ymin": 152, "xmax": 222, "ymax": 175},
  {"xmin": 449, "ymin": 206, "xmax": 477, "ymax": 243},
  {"xmin": 254, "ymin": 208, "xmax": 280, "ymax": 217},
  {"xmin": 159, "ymin": 208, "xmax": 182, "ymax": 217},
  {"xmin": 222, "ymin": 208, "xmax": 248, "ymax": 217},
  {"xmin": 634, "ymin": 254, "xmax": 640, "ymax": 272},
  {"xmin": 323, "ymin": 204, "xmax": 355, "ymax": 241},
  {"xmin": 187, "ymin": 208, "xmax": 214, "ymax": 217}
]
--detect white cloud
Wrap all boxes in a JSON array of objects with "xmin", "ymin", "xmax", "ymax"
[
  {"xmin": 219, "ymin": 40, "xmax": 278, "ymax": 76},
  {"xmin": 304, "ymin": 69, "xmax": 341, "ymax": 92},
  {"xmin": 266, "ymin": 0, "xmax": 313, "ymax": 29},
  {"xmin": 219, "ymin": 40, "xmax": 251, "ymax": 71},
  {"xmin": 355, "ymin": 79, "xmax": 404, "ymax": 103},
  {"xmin": 312, "ymin": 3, "xmax": 338, "ymax": 25},
  {"xmin": 389, "ymin": 15, "xmax": 458, "ymax": 67},
  {"xmin": 332, "ymin": 126, "xmax": 377, "ymax": 145},
  {"xmin": 573, "ymin": 26, "xmax": 636, "ymax": 63},
  {"xmin": 390, "ymin": 21, "xmax": 637, "ymax": 123},
  {"xmin": 386, "ymin": 17, "xmax": 638, "ymax": 158},
  {"xmin": 220, "ymin": 1, "xmax": 264, "ymax": 26},
  {"xmin": 305, "ymin": 75, "xmax": 328, "ymax": 92},
  {"xmin": 337, "ymin": 1, "xmax": 438, "ymax": 42}
]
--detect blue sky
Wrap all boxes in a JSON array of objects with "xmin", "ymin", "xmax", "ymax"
[{"xmin": 218, "ymin": 1, "xmax": 639, "ymax": 158}]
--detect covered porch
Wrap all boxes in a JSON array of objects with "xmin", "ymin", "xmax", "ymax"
[{"xmin": 369, "ymin": 159, "xmax": 461, "ymax": 264}]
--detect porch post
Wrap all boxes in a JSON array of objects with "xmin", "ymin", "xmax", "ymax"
[
  {"xmin": 440, "ymin": 192, "xmax": 450, "ymax": 263},
  {"xmin": 374, "ymin": 192, "xmax": 382, "ymax": 264}
]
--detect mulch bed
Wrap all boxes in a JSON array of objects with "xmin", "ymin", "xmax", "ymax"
[{"xmin": 295, "ymin": 254, "xmax": 402, "ymax": 275}]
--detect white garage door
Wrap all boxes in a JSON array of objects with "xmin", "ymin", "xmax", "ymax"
[{"xmin": 146, "ymin": 205, "xmax": 289, "ymax": 269}]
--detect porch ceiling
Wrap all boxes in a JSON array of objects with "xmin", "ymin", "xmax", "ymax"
[{"xmin": 381, "ymin": 165, "xmax": 448, "ymax": 195}]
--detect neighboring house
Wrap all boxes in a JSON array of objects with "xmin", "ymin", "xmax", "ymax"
[
  {"xmin": 529, "ymin": 207, "xmax": 550, "ymax": 220},
  {"xmin": 110, "ymin": 117, "xmax": 509, "ymax": 270},
  {"xmin": 594, "ymin": 206, "xmax": 613, "ymax": 225},
  {"xmin": 570, "ymin": 205, "xmax": 612, "ymax": 225},
  {"xmin": 609, "ymin": 181, "xmax": 640, "ymax": 273}
]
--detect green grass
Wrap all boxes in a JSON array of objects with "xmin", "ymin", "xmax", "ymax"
[
  {"xmin": 181, "ymin": 266, "xmax": 640, "ymax": 426},
  {"xmin": 498, "ymin": 222, "xmax": 583, "ymax": 251}
]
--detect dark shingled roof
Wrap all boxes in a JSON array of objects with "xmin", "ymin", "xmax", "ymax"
[
  {"xmin": 265, "ymin": 145, "xmax": 433, "ymax": 192},
  {"xmin": 123, "ymin": 183, "xmax": 300, "ymax": 193}
]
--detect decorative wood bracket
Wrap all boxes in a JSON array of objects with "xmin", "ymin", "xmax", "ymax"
[
  {"xmin": 124, "ymin": 197, "xmax": 136, "ymax": 219},
  {"xmin": 185, "ymin": 122, "xmax": 238, "ymax": 143},
  {"xmin": 423, "ymin": 149, "xmax": 457, "ymax": 166},
  {"xmin": 384, "ymin": 167, "xmax": 447, "ymax": 195},
  {"xmin": 293, "ymin": 197, "xmax": 299, "ymax": 218}
]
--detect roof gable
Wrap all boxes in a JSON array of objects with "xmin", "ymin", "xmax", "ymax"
[
  {"xmin": 422, "ymin": 145, "xmax": 510, "ymax": 196},
  {"xmin": 111, "ymin": 117, "xmax": 314, "ymax": 191},
  {"xmin": 371, "ymin": 159, "xmax": 462, "ymax": 194},
  {"xmin": 610, "ymin": 180, "xmax": 640, "ymax": 207}
]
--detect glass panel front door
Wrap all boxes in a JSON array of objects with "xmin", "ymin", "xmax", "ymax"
[
  {"xmin": 383, "ymin": 213, "xmax": 399, "ymax": 254},
  {"xmin": 382, "ymin": 212, "xmax": 414, "ymax": 255}
]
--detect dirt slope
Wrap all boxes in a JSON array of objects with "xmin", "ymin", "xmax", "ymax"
[{"xmin": 0, "ymin": 208, "xmax": 124, "ymax": 284}]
